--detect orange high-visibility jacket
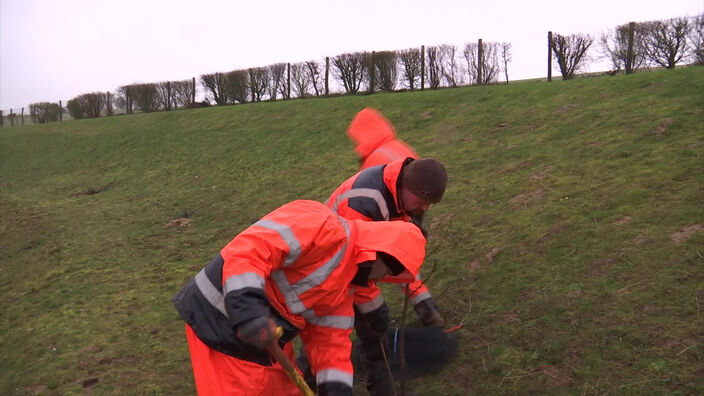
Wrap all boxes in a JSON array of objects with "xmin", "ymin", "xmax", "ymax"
[
  {"xmin": 173, "ymin": 200, "xmax": 425, "ymax": 392},
  {"xmin": 326, "ymin": 157, "xmax": 433, "ymax": 315},
  {"xmin": 347, "ymin": 107, "xmax": 419, "ymax": 170}
]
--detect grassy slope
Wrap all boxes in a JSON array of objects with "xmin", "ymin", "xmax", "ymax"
[{"xmin": 1, "ymin": 67, "xmax": 702, "ymax": 395}]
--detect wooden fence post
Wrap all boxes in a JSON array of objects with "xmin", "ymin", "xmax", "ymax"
[
  {"xmin": 192, "ymin": 77, "xmax": 196, "ymax": 104},
  {"xmin": 369, "ymin": 51, "xmax": 375, "ymax": 93},
  {"xmin": 21, "ymin": 107, "xmax": 24, "ymax": 126},
  {"xmin": 421, "ymin": 45, "xmax": 425, "ymax": 91},
  {"xmin": 166, "ymin": 82, "xmax": 171, "ymax": 110},
  {"xmin": 626, "ymin": 22, "xmax": 635, "ymax": 75},
  {"xmin": 59, "ymin": 100, "xmax": 63, "ymax": 121},
  {"xmin": 287, "ymin": 63, "xmax": 291, "ymax": 99},
  {"xmin": 325, "ymin": 57, "xmax": 330, "ymax": 96},
  {"xmin": 477, "ymin": 39, "xmax": 483, "ymax": 85},
  {"xmin": 547, "ymin": 31, "xmax": 553, "ymax": 82}
]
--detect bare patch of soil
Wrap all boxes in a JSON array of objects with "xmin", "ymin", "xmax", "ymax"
[
  {"xmin": 530, "ymin": 166, "xmax": 553, "ymax": 180},
  {"xmin": 585, "ymin": 257, "xmax": 616, "ymax": 277},
  {"xmin": 651, "ymin": 118, "xmax": 675, "ymax": 136},
  {"xmin": 670, "ymin": 224, "xmax": 703, "ymax": 243},
  {"xmin": 166, "ymin": 218, "xmax": 192, "ymax": 228},
  {"xmin": 613, "ymin": 216, "xmax": 632, "ymax": 225},
  {"xmin": 468, "ymin": 247, "xmax": 502, "ymax": 273},
  {"xmin": 419, "ymin": 111, "xmax": 433, "ymax": 120},
  {"xmin": 555, "ymin": 104, "xmax": 577, "ymax": 115},
  {"xmin": 508, "ymin": 188, "xmax": 545, "ymax": 208}
]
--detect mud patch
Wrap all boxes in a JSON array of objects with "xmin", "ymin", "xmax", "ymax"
[
  {"xmin": 508, "ymin": 188, "xmax": 545, "ymax": 208},
  {"xmin": 81, "ymin": 377, "xmax": 99, "ymax": 388},
  {"xmin": 468, "ymin": 247, "xmax": 502, "ymax": 273},
  {"xmin": 651, "ymin": 118, "xmax": 675, "ymax": 136},
  {"xmin": 166, "ymin": 218, "xmax": 192, "ymax": 228},
  {"xmin": 670, "ymin": 224, "xmax": 703, "ymax": 243},
  {"xmin": 585, "ymin": 257, "xmax": 616, "ymax": 277},
  {"xmin": 555, "ymin": 104, "xmax": 577, "ymax": 115},
  {"xmin": 613, "ymin": 216, "xmax": 632, "ymax": 225}
]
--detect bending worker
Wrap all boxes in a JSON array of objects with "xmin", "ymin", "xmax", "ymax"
[
  {"xmin": 173, "ymin": 199, "xmax": 426, "ymax": 395},
  {"xmin": 331, "ymin": 108, "xmax": 448, "ymax": 395}
]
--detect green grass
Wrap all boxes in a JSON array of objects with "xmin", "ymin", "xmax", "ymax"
[{"xmin": 1, "ymin": 67, "xmax": 703, "ymax": 395}]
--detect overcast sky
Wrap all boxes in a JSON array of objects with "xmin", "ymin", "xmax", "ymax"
[{"xmin": 1, "ymin": 0, "xmax": 701, "ymax": 109}]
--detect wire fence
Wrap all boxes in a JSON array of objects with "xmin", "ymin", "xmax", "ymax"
[{"xmin": 2, "ymin": 14, "xmax": 700, "ymax": 129}]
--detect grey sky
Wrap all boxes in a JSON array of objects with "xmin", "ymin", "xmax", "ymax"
[{"xmin": 1, "ymin": 0, "xmax": 701, "ymax": 110}]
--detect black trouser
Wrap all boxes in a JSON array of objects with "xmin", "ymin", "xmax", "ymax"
[{"xmin": 353, "ymin": 305, "xmax": 394, "ymax": 396}]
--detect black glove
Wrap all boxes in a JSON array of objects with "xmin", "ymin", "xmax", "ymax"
[
  {"xmin": 361, "ymin": 303, "xmax": 390, "ymax": 337},
  {"xmin": 413, "ymin": 297, "xmax": 444, "ymax": 328},
  {"xmin": 235, "ymin": 316, "xmax": 278, "ymax": 350}
]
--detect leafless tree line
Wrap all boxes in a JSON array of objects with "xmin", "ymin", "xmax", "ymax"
[
  {"xmin": 11, "ymin": 14, "xmax": 701, "ymax": 126},
  {"xmin": 553, "ymin": 15, "xmax": 702, "ymax": 79}
]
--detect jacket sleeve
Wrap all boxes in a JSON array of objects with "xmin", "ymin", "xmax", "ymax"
[
  {"xmin": 220, "ymin": 223, "xmax": 291, "ymax": 328},
  {"xmin": 403, "ymin": 277, "xmax": 432, "ymax": 305},
  {"xmin": 299, "ymin": 300, "xmax": 355, "ymax": 394}
]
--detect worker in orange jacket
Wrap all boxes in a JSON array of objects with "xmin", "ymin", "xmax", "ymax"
[
  {"xmin": 173, "ymin": 200, "xmax": 425, "ymax": 396},
  {"xmin": 328, "ymin": 108, "xmax": 447, "ymax": 395}
]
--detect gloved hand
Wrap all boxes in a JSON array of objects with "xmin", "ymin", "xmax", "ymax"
[
  {"xmin": 361, "ymin": 303, "xmax": 390, "ymax": 337},
  {"xmin": 413, "ymin": 297, "xmax": 444, "ymax": 328},
  {"xmin": 236, "ymin": 316, "xmax": 278, "ymax": 350}
]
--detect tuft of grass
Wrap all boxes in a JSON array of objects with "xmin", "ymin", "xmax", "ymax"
[{"xmin": 1, "ymin": 66, "xmax": 703, "ymax": 395}]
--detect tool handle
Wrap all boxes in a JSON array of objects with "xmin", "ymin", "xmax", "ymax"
[{"xmin": 268, "ymin": 327, "xmax": 316, "ymax": 396}]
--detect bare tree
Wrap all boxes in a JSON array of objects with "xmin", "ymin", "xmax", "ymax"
[
  {"xmin": 373, "ymin": 50, "xmax": 398, "ymax": 92},
  {"xmin": 155, "ymin": 81, "xmax": 174, "ymax": 111},
  {"xmin": 398, "ymin": 47, "xmax": 422, "ymax": 90},
  {"xmin": 691, "ymin": 14, "xmax": 704, "ymax": 65},
  {"xmin": 500, "ymin": 42, "xmax": 512, "ymax": 83},
  {"xmin": 117, "ymin": 85, "xmax": 134, "ymax": 113},
  {"xmin": 642, "ymin": 17, "xmax": 691, "ymax": 69},
  {"xmin": 248, "ymin": 67, "xmax": 269, "ymax": 102},
  {"xmin": 268, "ymin": 63, "xmax": 287, "ymax": 101},
  {"xmin": 331, "ymin": 52, "xmax": 368, "ymax": 94},
  {"xmin": 599, "ymin": 22, "xmax": 648, "ymax": 73},
  {"xmin": 225, "ymin": 70, "xmax": 249, "ymax": 104},
  {"xmin": 439, "ymin": 44, "xmax": 463, "ymax": 87},
  {"xmin": 464, "ymin": 41, "xmax": 501, "ymax": 85},
  {"xmin": 550, "ymin": 32, "xmax": 594, "ymax": 79},
  {"xmin": 305, "ymin": 60, "xmax": 324, "ymax": 96},
  {"xmin": 290, "ymin": 62, "xmax": 311, "ymax": 98},
  {"xmin": 200, "ymin": 73, "xmax": 229, "ymax": 105},
  {"xmin": 426, "ymin": 46, "xmax": 442, "ymax": 89},
  {"xmin": 132, "ymin": 84, "xmax": 159, "ymax": 112},
  {"xmin": 67, "ymin": 92, "xmax": 105, "ymax": 118},
  {"xmin": 28, "ymin": 102, "xmax": 62, "ymax": 123},
  {"xmin": 172, "ymin": 79, "xmax": 195, "ymax": 108}
]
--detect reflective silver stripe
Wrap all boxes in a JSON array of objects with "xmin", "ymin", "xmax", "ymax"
[
  {"xmin": 317, "ymin": 368, "xmax": 353, "ymax": 387},
  {"xmin": 355, "ymin": 294, "xmax": 385, "ymax": 314},
  {"xmin": 331, "ymin": 188, "xmax": 389, "ymax": 220},
  {"xmin": 371, "ymin": 146, "xmax": 400, "ymax": 162},
  {"xmin": 253, "ymin": 219, "xmax": 301, "ymax": 267},
  {"xmin": 195, "ymin": 269, "xmax": 228, "ymax": 318},
  {"xmin": 410, "ymin": 291, "xmax": 431, "ymax": 305},
  {"xmin": 272, "ymin": 218, "xmax": 351, "ymax": 316},
  {"xmin": 223, "ymin": 272, "xmax": 265, "ymax": 295},
  {"xmin": 307, "ymin": 315, "xmax": 354, "ymax": 329}
]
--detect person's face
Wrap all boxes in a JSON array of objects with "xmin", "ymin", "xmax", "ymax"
[
  {"xmin": 400, "ymin": 187, "xmax": 433, "ymax": 217},
  {"xmin": 368, "ymin": 258, "xmax": 392, "ymax": 281}
]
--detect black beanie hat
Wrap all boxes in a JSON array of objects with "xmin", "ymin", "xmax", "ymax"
[{"xmin": 401, "ymin": 158, "xmax": 448, "ymax": 203}]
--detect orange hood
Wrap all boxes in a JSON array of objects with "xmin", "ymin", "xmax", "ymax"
[
  {"xmin": 346, "ymin": 108, "xmax": 397, "ymax": 159},
  {"xmin": 350, "ymin": 219, "xmax": 426, "ymax": 283}
]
